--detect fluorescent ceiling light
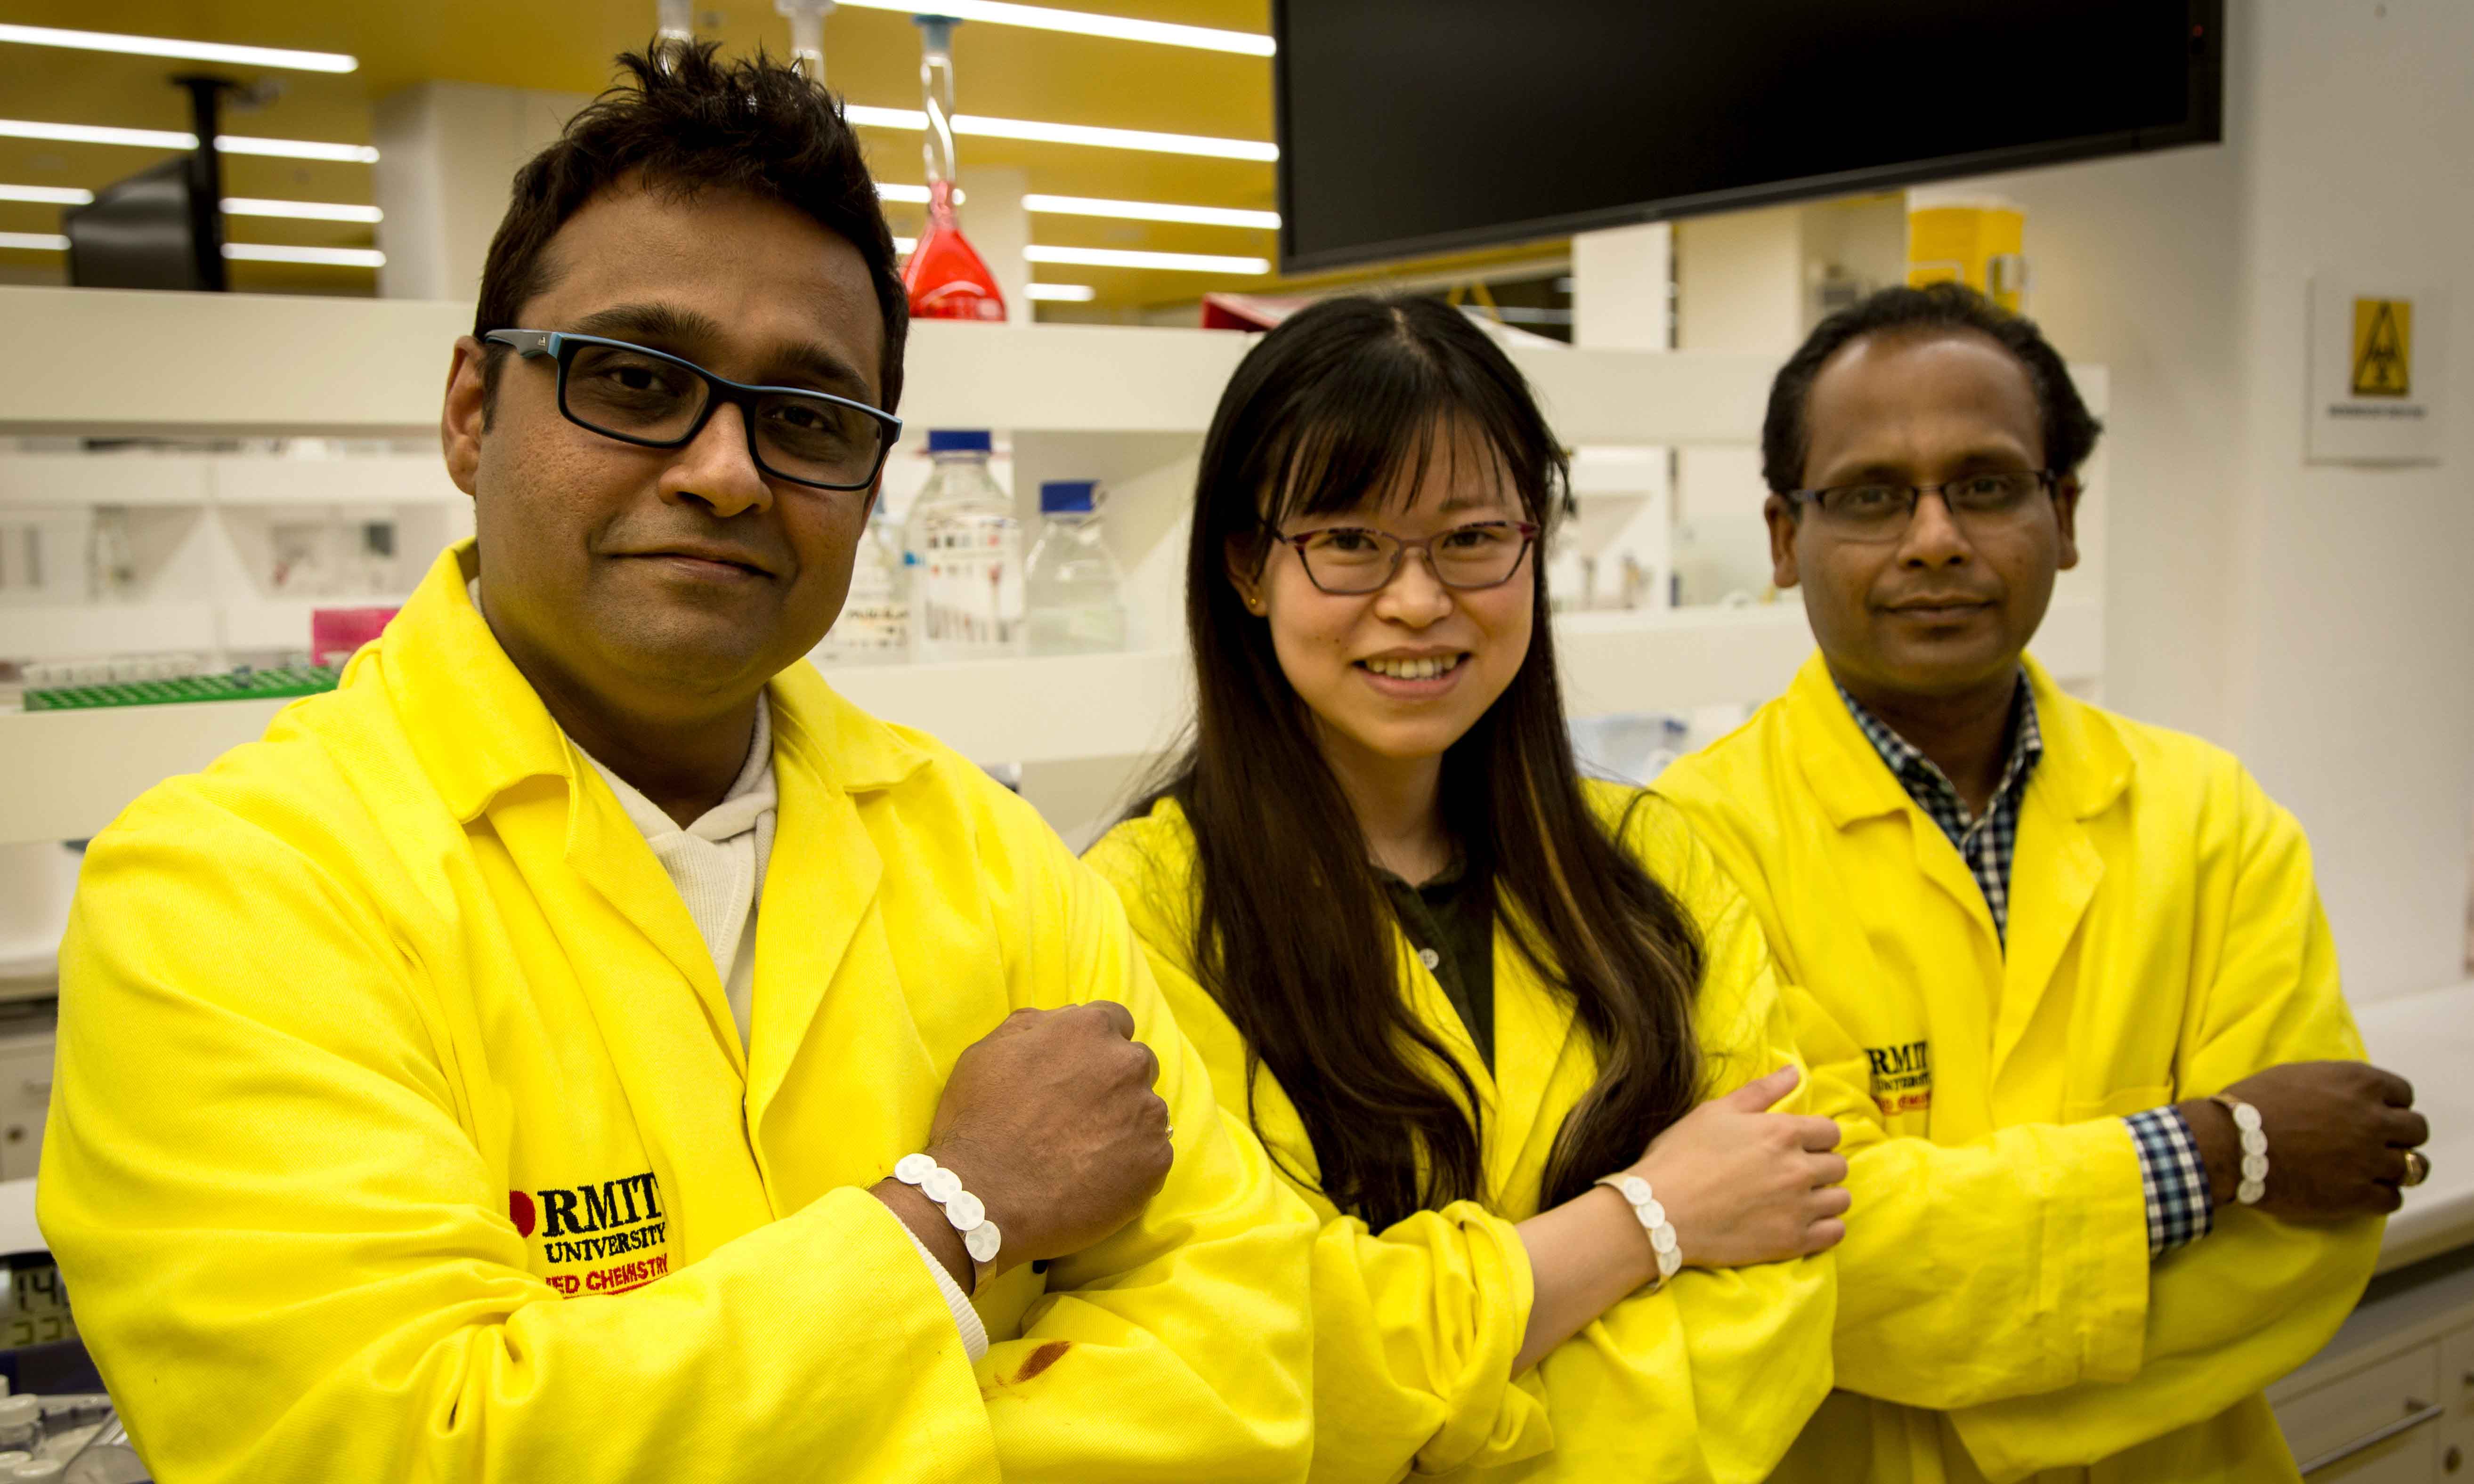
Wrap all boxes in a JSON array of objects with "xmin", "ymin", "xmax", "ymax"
[
  {"xmin": 1025, "ymin": 283, "xmax": 1097, "ymax": 302},
  {"xmin": 223, "ymin": 242, "xmax": 384, "ymax": 267},
  {"xmin": 844, "ymin": 104, "xmax": 1274, "ymax": 162},
  {"xmin": 0, "ymin": 231, "xmax": 68, "ymax": 251},
  {"xmin": 893, "ymin": 236, "xmax": 918, "ymax": 254},
  {"xmin": 220, "ymin": 135, "xmax": 378, "ymax": 163},
  {"xmin": 833, "ymin": 0, "xmax": 1271, "ymax": 56},
  {"xmin": 876, "ymin": 183, "xmax": 930, "ymax": 205},
  {"xmin": 1025, "ymin": 193, "xmax": 1277, "ymax": 230},
  {"xmin": 223, "ymin": 197, "xmax": 382, "ymax": 223},
  {"xmin": 0, "ymin": 24, "xmax": 356, "ymax": 73},
  {"xmin": 0, "ymin": 119, "xmax": 376, "ymax": 162},
  {"xmin": 0, "ymin": 183, "xmax": 94, "ymax": 205},
  {"xmin": 1026, "ymin": 244, "xmax": 1269, "ymax": 274}
]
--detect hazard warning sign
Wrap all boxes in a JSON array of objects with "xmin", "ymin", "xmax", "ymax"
[
  {"xmin": 2351, "ymin": 298, "xmax": 2411, "ymax": 397},
  {"xmin": 2310, "ymin": 277, "xmax": 2448, "ymax": 464}
]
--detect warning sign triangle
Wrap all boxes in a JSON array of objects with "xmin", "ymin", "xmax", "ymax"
[{"xmin": 2353, "ymin": 301, "xmax": 2410, "ymax": 396}]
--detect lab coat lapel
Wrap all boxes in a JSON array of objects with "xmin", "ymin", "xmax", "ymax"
[
  {"xmin": 1484, "ymin": 925, "xmax": 1575, "ymax": 1212},
  {"xmin": 1989, "ymin": 660, "xmax": 2133, "ymax": 1084}
]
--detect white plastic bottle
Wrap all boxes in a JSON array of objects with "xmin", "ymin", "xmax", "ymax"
[
  {"xmin": 816, "ymin": 509, "xmax": 910, "ymax": 666},
  {"xmin": 0, "ymin": 1395, "xmax": 38, "ymax": 1454},
  {"xmin": 1024, "ymin": 480, "xmax": 1127, "ymax": 656},
  {"xmin": 900, "ymin": 430, "xmax": 1023, "ymax": 662}
]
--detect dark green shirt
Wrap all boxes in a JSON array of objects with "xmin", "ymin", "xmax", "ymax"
[{"xmin": 1376, "ymin": 859, "xmax": 1497, "ymax": 1070}]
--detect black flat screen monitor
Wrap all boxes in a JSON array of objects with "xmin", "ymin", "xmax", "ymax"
[
  {"xmin": 64, "ymin": 155, "xmax": 222, "ymax": 291},
  {"xmin": 1273, "ymin": 0, "xmax": 2223, "ymax": 274}
]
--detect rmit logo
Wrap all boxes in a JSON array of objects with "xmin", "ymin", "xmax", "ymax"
[
  {"xmin": 509, "ymin": 1172, "xmax": 664, "ymax": 1239},
  {"xmin": 1865, "ymin": 1041, "xmax": 1930, "ymax": 1081}
]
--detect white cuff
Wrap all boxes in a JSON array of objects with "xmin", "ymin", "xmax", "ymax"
[{"xmin": 900, "ymin": 1223, "xmax": 990, "ymax": 1364}]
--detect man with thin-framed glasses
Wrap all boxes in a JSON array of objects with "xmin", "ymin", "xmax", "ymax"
[
  {"xmin": 1658, "ymin": 283, "xmax": 2428, "ymax": 1482},
  {"xmin": 39, "ymin": 40, "xmax": 1314, "ymax": 1484}
]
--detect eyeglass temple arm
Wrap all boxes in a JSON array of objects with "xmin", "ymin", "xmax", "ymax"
[{"xmin": 482, "ymin": 329, "xmax": 556, "ymax": 357}]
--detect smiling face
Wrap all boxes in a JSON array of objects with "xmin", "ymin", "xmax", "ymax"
[
  {"xmin": 1232, "ymin": 421, "xmax": 1537, "ymax": 780},
  {"xmin": 1765, "ymin": 329, "xmax": 2081, "ymax": 702},
  {"xmin": 441, "ymin": 178, "xmax": 887, "ymax": 723}
]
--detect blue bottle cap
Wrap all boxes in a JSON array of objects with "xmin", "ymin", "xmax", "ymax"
[
  {"xmin": 1039, "ymin": 480, "xmax": 1098, "ymax": 513},
  {"xmin": 926, "ymin": 429, "xmax": 992, "ymax": 453}
]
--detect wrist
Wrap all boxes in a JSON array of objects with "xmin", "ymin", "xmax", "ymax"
[
  {"xmin": 870, "ymin": 1178, "xmax": 975, "ymax": 1290},
  {"xmin": 1594, "ymin": 1171, "xmax": 1685, "ymax": 1286},
  {"xmin": 2176, "ymin": 1097, "xmax": 2239, "ymax": 1208}
]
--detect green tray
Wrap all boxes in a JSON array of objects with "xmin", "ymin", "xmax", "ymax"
[{"xmin": 24, "ymin": 665, "xmax": 344, "ymax": 711}]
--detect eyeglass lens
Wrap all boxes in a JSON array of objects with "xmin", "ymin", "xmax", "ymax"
[
  {"xmin": 1813, "ymin": 471, "xmax": 2046, "ymax": 539},
  {"xmin": 1298, "ymin": 524, "xmax": 1530, "ymax": 593},
  {"xmin": 560, "ymin": 343, "xmax": 887, "ymax": 489}
]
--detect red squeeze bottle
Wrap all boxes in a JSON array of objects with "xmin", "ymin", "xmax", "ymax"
[{"xmin": 904, "ymin": 178, "xmax": 1006, "ymax": 322}]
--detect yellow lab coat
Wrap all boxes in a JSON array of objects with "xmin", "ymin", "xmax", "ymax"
[
  {"xmin": 1085, "ymin": 785, "xmax": 1835, "ymax": 1484},
  {"xmin": 39, "ymin": 544, "xmax": 1315, "ymax": 1484},
  {"xmin": 1657, "ymin": 653, "xmax": 2381, "ymax": 1484}
]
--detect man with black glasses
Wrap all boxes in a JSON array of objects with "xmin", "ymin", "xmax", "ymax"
[
  {"xmin": 1660, "ymin": 283, "xmax": 2429, "ymax": 1481},
  {"xmin": 39, "ymin": 43, "xmax": 1314, "ymax": 1483}
]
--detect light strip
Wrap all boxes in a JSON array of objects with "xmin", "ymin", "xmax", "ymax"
[
  {"xmin": 894, "ymin": 236, "xmax": 917, "ymax": 254},
  {"xmin": 0, "ymin": 119, "xmax": 377, "ymax": 163},
  {"xmin": 0, "ymin": 184, "xmax": 94, "ymax": 206},
  {"xmin": 1025, "ymin": 193, "xmax": 1277, "ymax": 229},
  {"xmin": 844, "ymin": 103, "xmax": 1274, "ymax": 162},
  {"xmin": 876, "ymin": 183, "xmax": 929, "ymax": 205},
  {"xmin": 0, "ymin": 23, "xmax": 357, "ymax": 73},
  {"xmin": 0, "ymin": 231, "xmax": 69, "ymax": 251},
  {"xmin": 1025, "ymin": 244, "xmax": 1269, "ymax": 274},
  {"xmin": 832, "ymin": 0, "xmax": 1271, "ymax": 56},
  {"xmin": 1025, "ymin": 283, "xmax": 1097, "ymax": 302},
  {"xmin": 223, "ymin": 197, "xmax": 382, "ymax": 223},
  {"xmin": 222, "ymin": 243, "xmax": 384, "ymax": 267}
]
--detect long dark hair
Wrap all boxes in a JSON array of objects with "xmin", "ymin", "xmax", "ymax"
[{"xmin": 1139, "ymin": 296, "xmax": 1706, "ymax": 1229}]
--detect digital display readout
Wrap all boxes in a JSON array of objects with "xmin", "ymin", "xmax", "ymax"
[{"xmin": 2, "ymin": 1262, "xmax": 77, "ymax": 1352}]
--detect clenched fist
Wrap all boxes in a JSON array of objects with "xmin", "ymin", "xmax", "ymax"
[
  {"xmin": 876, "ymin": 1002, "xmax": 1175, "ymax": 1289},
  {"xmin": 2179, "ymin": 1061, "xmax": 2427, "ymax": 1219}
]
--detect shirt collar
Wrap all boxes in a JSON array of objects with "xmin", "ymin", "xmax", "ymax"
[{"xmin": 1835, "ymin": 669, "xmax": 2044, "ymax": 827}]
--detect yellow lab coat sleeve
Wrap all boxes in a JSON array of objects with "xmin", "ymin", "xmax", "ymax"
[
  {"xmin": 41, "ymin": 791, "xmax": 996, "ymax": 1484},
  {"xmin": 1083, "ymin": 823, "xmax": 1550, "ymax": 1482},
  {"xmin": 1086, "ymin": 792, "xmax": 1835, "ymax": 1484},
  {"xmin": 1940, "ymin": 777, "xmax": 2381, "ymax": 1481},
  {"xmin": 972, "ymin": 786, "xmax": 1320, "ymax": 1483}
]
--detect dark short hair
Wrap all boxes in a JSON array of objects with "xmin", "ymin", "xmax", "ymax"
[
  {"xmin": 472, "ymin": 40, "xmax": 908, "ymax": 413},
  {"xmin": 1760, "ymin": 282, "xmax": 2101, "ymax": 493}
]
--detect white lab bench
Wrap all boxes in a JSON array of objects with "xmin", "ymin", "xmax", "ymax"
[{"xmin": 2268, "ymin": 980, "xmax": 2474, "ymax": 1479}]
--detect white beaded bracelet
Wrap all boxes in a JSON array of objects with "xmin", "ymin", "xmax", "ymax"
[
  {"xmin": 1594, "ymin": 1173, "xmax": 1683, "ymax": 1288},
  {"xmin": 894, "ymin": 1153, "xmax": 1004, "ymax": 1266},
  {"xmin": 2210, "ymin": 1093, "xmax": 2270, "ymax": 1205}
]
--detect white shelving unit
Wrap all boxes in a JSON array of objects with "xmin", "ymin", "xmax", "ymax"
[{"xmin": 0, "ymin": 284, "xmax": 2110, "ymax": 852}]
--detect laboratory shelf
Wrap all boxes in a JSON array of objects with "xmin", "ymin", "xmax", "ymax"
[
  {"xmin": 0, "ymin": 285, "xmax": 1787, "ymax": 448},
  {"xmin": 1, "ymin": 602, "xmax": 220, "ymax": 660},
  {"xmin": 0, "ymin": 597, "xmax": 2102, "ymax": 849}
]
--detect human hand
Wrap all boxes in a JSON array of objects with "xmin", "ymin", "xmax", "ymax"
[
  {"xmin": 2180, "ymin": 1061, "xmax": 2427, "ymax": 1218},
  {"xmin": 1634, "ymin": 1065, "xmax": 1851, "ymax": 1270},
  {"xmin": 881, "ymin": 1002, "xmax": 1175, "ymax": 1285}
]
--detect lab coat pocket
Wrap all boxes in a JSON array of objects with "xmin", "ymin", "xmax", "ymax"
[{"xmin": 971, "ymin": 1254, "xmax": 1052, "ymax": 1342}]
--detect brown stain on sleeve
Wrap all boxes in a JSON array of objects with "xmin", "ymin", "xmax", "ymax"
[{"xmin": 1012, "ymin": 1339, "xmax": 1072, "ymax": 1384}]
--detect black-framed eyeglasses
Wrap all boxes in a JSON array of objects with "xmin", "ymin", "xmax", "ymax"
[
  {"xmin": 1270, "ymin": 519, "xmax": 1541, "ymax": 595},
  {"xmin": 1784, "ymin": 469, "xmax": 2061, "ymax": 542},
  {"xmin": 482, "ymin": 329, "xmax": 901, "ymax": 492}
]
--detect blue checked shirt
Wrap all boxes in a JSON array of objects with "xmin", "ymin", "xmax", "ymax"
[{"xmin": 1839, "ymin": 674, "xmax": 2213, "ymax": 1256}]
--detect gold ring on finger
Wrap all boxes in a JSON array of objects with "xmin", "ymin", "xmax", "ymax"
[{"xmin": 2402, "ymin": 1148, "xmax": 2431, "ymax": 1188}]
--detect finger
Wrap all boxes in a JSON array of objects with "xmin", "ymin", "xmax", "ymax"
[
  {"xmin": 1720, "ymin": 1064, "xmax": 1802, "ymax": 1113},
  {"xmin": 1082, "ymin": 999, "xmax": 1139, "ymax": 1040},
  {"xmin": 995, "ymin": 1005, "xmax": 1046, "ymax": 1033},
  {"xmin": 1804, "ymin": 1218, "xmax": 1848, "ymax": 1255},
  {"xmin": 1811, "ymin": 1184, "xmax": 1854, "ymax": 1219},
  {"xmin": 1808, "ymin": 1152, "xmax": 1850, "ymax": 1189},
  {"xmin": 1790, "ymin": 1114, "xmax": 1843, "ymax": 1152},
  {"xmin": 2363, "ymin": 1065, "xmax": 2416, "ymax": 1108},
  {"xmin": 2384, "ymin": 1108, "xmax": 2431, "ymax": 1148},
  {"xmin": 1130, "ymin": 1037, "xmax": 1163, "ymax": 1089}
]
